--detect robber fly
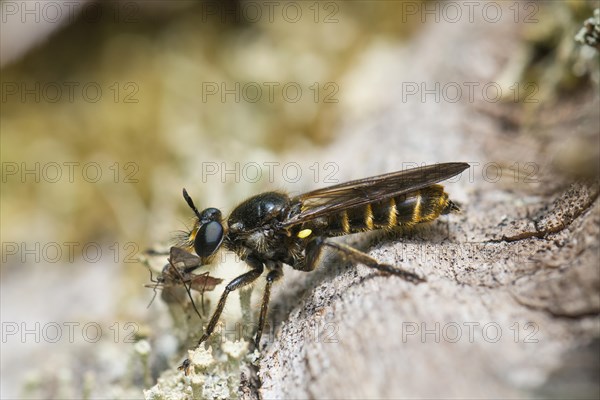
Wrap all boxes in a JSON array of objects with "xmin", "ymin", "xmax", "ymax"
[
  {"xmin": 176, "ymin": 162, "xmax": 469, "ymax": 373},
  {"xmin": 146, "ymin": 246, "xmax": 223, "ymax": 319}
]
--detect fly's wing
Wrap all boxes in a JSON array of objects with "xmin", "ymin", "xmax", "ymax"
[{"xmin": 281, "ymin": 162, "xmax": 469, "ymax": 228}]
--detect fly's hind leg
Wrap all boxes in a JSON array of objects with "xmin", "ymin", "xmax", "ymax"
[
  {"xmin": 305, "ymin": 237, "xmax": 425, "ymax": 284},
  {"xmin": 255, "ymin": 262, "xmax": 283, "ymax": 349},
  {"xmin": 179, "ymin": 256, "xmax": 264, "ymax": 375}
]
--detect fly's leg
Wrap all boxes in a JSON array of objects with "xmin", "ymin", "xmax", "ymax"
[
  {"xmin": 305, "ymin": 237, "xmax": 425, "ymax": 284},
  {"xmin": 255, "ymin": 263, "xmax": 283, "ymax": 349},
  {"xmin": 179, "ymin": 257, "xmax": 264, "ymax": 374}
]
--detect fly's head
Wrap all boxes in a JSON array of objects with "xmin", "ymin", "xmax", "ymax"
[{"xmin": 182, "ymin": 189, "xmax": 225, "ymax": 263}]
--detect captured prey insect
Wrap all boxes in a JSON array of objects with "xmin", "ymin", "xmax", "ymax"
[
  {"xmin": 176, "ymin": 162, "xmax": 469, "ymax": 374},
  {"xmin": 145, "ymin": 246, "xmax": 223, "ymax": 320}
]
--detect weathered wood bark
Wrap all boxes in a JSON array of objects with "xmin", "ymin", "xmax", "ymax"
[
  {"xmin": 145, "ymin": 8, "xmax": 599, "ymax": 400},
  {"xmin": 252, "ymin": 14, "xmax": 600, "ymax": 400}
]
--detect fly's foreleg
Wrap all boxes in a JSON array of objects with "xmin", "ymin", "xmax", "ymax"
[
  {"xmin": 199, "ymin": 262, "xmax": 264, "ymax": 344},
  {"xmin": 179, "ymin": 257, "xmax": 263, "ymax": 374}
]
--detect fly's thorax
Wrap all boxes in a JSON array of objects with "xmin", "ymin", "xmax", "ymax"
[
  {"xmin": 224, "ymin": 191, "xmax": 292, "ymax": 258},
  {"xmin": 227, "ymin": 191, "xmax": 291, "ymax": 232}
]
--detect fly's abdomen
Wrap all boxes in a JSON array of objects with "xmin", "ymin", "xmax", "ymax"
[{"xmin": 323, "ymin": 185, "xmax": 457, "ymax": 235}]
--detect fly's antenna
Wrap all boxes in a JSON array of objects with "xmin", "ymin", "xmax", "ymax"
[{"xmin": 183, "ymin": 188, "xmax": 202, "ymax": 220}]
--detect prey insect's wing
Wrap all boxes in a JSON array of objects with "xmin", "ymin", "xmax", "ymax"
[
  {"xmin": 145, "ymin": 246, "xmax": 223, "ymax": 318},
  {"xmin": 167, "ymin": 246, "xmax": 223, "ymax": 292},
  {"xmin": 169, "ymin": 246, "xmax": 204, "ymax": 273},
  {"xmin": 168, "ymin": 246, "xmax": 222, "ymax": 319},
  {"xmin": 187, "ymin": 273, "xmax": 223, "ymax": 292},
  {"xmin": 281, "ymin": 162, "xmax": 469, "ymax": 228}
]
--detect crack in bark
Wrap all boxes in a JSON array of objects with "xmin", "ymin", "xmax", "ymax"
[
  {"xmin": 239, "ymin": 359, "xmax": 262, "ymax": 400},
  {"xmin": 509, "ymin": 290, "xmax": 600, "ymax": 320},
  {"xmin": 487, "ymin": 184, "xmax": 599, "ymax": 244}
]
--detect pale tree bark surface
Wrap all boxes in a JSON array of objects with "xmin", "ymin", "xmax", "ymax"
[{"xmin": 252, "ymin": 14, "xmax": 600, "ymax": 400}]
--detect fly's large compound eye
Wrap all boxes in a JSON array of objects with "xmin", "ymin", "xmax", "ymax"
[{"xmin": 194, "ymin": 221, "xmax": 224, "ymax": 258}]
